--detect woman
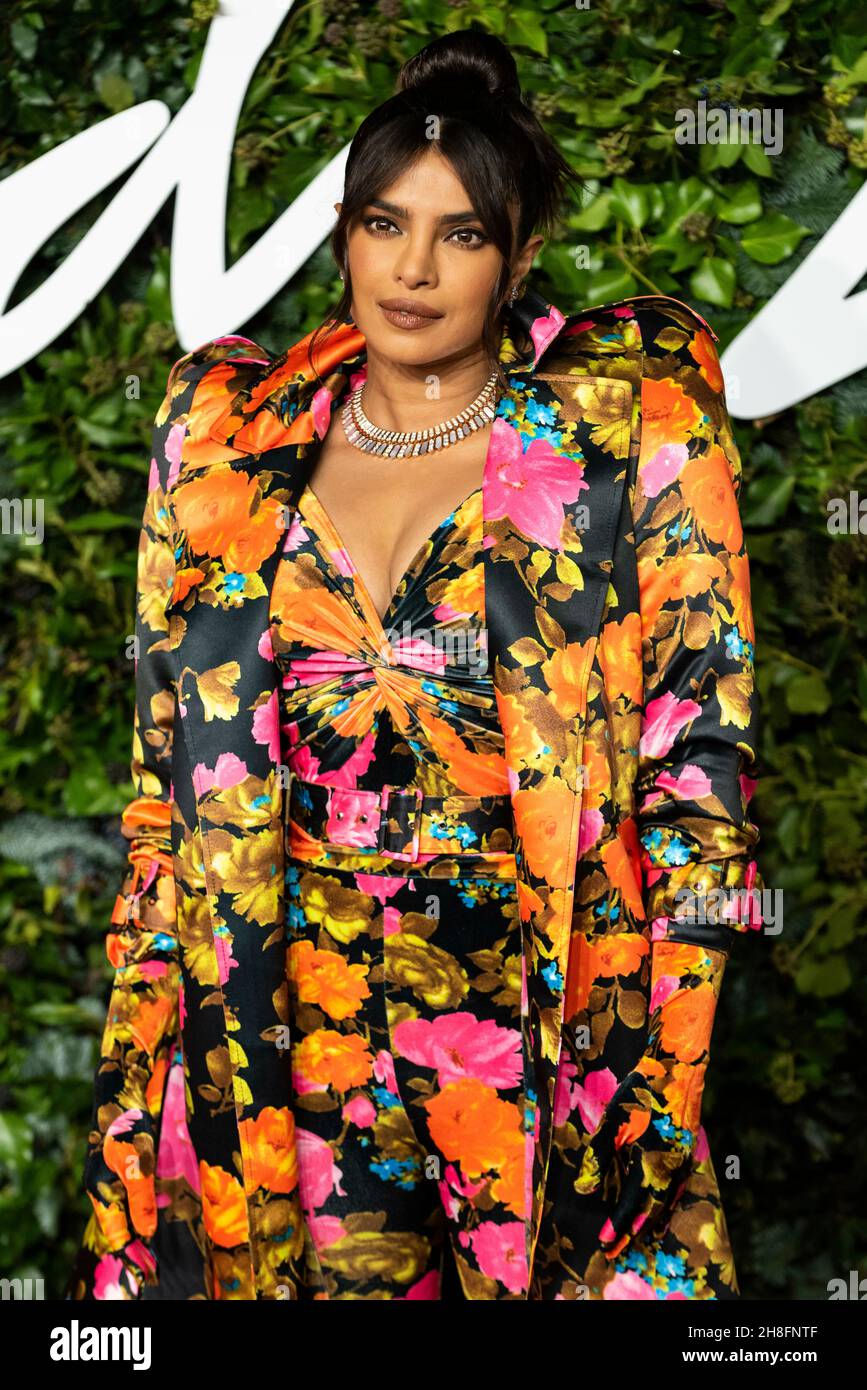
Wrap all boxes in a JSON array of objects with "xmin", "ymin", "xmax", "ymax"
[{"xmin": 68, "ymin": 30, "xmax": 763, "ymax": 1301}]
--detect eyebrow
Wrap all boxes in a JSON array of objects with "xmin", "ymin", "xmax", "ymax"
[{"xmin": 369, "ymin": 198, "xmax": 480, "ymax": 226}]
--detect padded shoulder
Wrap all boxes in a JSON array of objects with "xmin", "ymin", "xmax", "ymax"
[
  {"xmin": 618, "ymin": 293, "xmax": 720, "ymax": 352},
  {"xmin": 543, "ymin": 293, "xmax": 720, "ymax": 373},
  {"xmin": 151, "ymin": 337, "xmax": 273, "ymax": 489}
]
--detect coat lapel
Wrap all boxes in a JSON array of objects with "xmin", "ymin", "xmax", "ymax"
[{"xmin": 167, "ymin": 286, "xmax": 634, "ymax": 1295}]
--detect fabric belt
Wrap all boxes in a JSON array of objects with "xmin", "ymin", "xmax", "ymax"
[{"xmin": 284, "ymin": 768, "xmax": 515, "ymax": 864}]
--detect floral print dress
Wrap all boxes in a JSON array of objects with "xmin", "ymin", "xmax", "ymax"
[{"xmin": 269, "ymin": 454, "xmax": 537, "ymax": 1298}]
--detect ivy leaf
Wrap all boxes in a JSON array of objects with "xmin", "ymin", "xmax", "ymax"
[
  {"xmin": 741, "ymin": 212, "xmax": 810, "ymax": 264},
  {"xmin": 609, "ymin": 179, "xmax": 649, "ymax": 229},
  {"xmin": 96, "ymin": 73, "xmax": 135, "ymax": 113},
  {"xmin": 509, "ymin": 12, "xmax": 548, "ymax": 56},
  {"xmin": 689, "ymin": 256, "xmax": 736, "ymax": 307},
  {"xmin": 717, "ymin": 180, "xmax": 763, "ymax": 224},
  {"xmin": 785, "ymin": 673, "xmax": 831, "ymax": 715}
]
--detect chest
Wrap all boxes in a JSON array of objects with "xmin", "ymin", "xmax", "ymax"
[{"xmin": 304, "ymin": 421, "xmax": 493, "ymax": 623}]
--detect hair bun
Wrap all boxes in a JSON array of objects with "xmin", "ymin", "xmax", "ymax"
[{"xmin": 397, "ymin": 30, "xmax": 522, "ymax": 104}]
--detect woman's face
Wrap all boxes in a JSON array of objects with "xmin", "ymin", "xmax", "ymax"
[{"xmin": 340, "ymin": 146, "xmax": 516, "ymax": 369}]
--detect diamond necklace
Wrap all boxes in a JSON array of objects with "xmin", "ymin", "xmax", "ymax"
[{"xmin": 342, "ymin": 370, "xmax": 499, "ymax": 458}]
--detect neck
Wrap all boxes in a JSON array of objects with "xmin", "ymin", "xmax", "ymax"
[{"xmin": 358, "ymin": 334, "xmax": 500, "ymax": 434}]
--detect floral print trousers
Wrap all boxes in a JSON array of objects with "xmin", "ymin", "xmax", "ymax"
[{"xmin": 284, "ymin": 843, "xmax": 531, "ymax": 1300}]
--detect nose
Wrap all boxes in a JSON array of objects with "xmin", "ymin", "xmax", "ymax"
[{"xmin": 393, "ymin": 230, "xmax": 438, "ymax": 291}]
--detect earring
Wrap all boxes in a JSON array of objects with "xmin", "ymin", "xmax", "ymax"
[
  {"xmin": 508, "ymin": 282, "xmax": 521, "ymax": 303},
  {"xmin": 338, "ymin": 270, "xmax": 345, "ymax": 281}
]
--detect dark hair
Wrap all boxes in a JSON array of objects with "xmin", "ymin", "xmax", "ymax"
[{"xmin": 307, "ymin": 30, "xmax": 579, "ymax": 389}]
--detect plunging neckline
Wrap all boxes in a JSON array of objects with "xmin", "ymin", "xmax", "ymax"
[{"xmin": 298, "ymin": 481, "xmax": 483, "ymax": 632}]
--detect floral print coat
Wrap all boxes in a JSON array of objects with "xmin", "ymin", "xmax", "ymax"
[{"xmin": 68, "ymin": 283, "xmax": 763, "ymax": 1300}]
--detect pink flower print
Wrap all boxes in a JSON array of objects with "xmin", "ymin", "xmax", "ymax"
[
  {"xmin": 740, "ymin": 772, "xmax": 758, "ymax": 804},
  {"xmin": 93, "ymin": 1253, "xmax": 135, "ymax": 1300},
  {"xmin": 164, "ymin": 421, "xmax": 185, "ymax": 489},
  {"xmin": 485, "ymin": 417, "xmax": 588, "ymax": 550},
  {"xmin": 355, "ymin": 873, "xmax": 411, "ymax": 904},
  {"xmin": 553, "ymin": 1057, "xmax": 578, "ymax": 1128},
  {"xmin": 650, "ymin": 915, "xmax": 670, "ymax": 943},
  {"xmin": 383, "ymin": 905, "xmax": 403, "ymax": 938},
  {"xmin": 440, "ymin": 1161, "xmax": 487, "ymax": 1211},
  {"xmin": 289, "ymin": 650, "xmax": 371, "ymax": 687},
  {"xmin": 106, "ymin": 1108, "xmax": 143, "ymax": 1140},
  {"xmin": 603, "ymin": 1269, "xmax": 659, "ymax": 1299},
  {"xmin": 252, "ymin": 688, "xmax": 281, "ymax": 762},
  {"xmin": 328, "ymin": 544, "xmax": 355, "ymax": 580},
  {"xmin": 148, "ymin": 457, "xmax": 160, "ymax": 493},
  {"xmin": 191, "ymin": 751, "xmax": 248, "ymax": 797},
  {"xmin": 325, "ymin": 787, "xmax": 380, "ymax": 848},
  {"xmin": 313, "ymin": 731, "xmax": 377, "ymax": 788},
  {"xmin": 654, "ymin": 765, "xmax": 713, "ymax": 800},
  {"xmin": 310, "ymin": 386, "xmax": 333, "ymax": 440},
  {"xmin": 308, "ymin": 1215, "xmax": 347, "ymax": 1252},
  {"xmin": 524, "ymin": 1126, "xmax": 534, "ymax": 1222},
  {"xmin": 469, "ymin": 1220, "xmax": 529, "ymax": 1295},
  {"xmin": 694, "ymin": 1123, "xmax": 710, "ymax": 1162},
  {"xmin": 389, "ymin": 634, "xmax": 449, "ymax": 675},
  {"xmin": 286, "ymin": 745, "xmax": 320, "ymax": 783},
  {"xmin": 640, "ymin": 442, "xmax": 688, "ymax": 499},
  {"xmin": 296, "ymin": 1128, "xmax": 346, "ymax": 1212},
  {"xmin": 156, "ymin": 1054, "xmax": 201, "ymax": 1192},
  {"xmin": 571, "ymin": 1067, "xmax": 619, "ymax": 1135},
  {"xmin": 373, "ymin": 1049, "xmax": 399, "ymax": 1094},
  {"xmin": 577, "ymin": 807, "xmax": 604, "ymax": 855},
  {"xmin": 282, "ymin": 512, "xmax": 310, "ymax": 554},
  {"xmin": 212, "ymin": 923, "xmax": 238, "ymax": 989},
  {"xmin": 650, "ymin": 973, "xmax": 680, "ymax": 1013},
  {"xmin": 639, "ymin": 691, "xmax": 702, "ymax": 759},
  {"xmin": 528, "ymin": 304, "xmax": 565, "ymax": 365},
  {"xmin": 342, "ymin": 1095, "xmax": 376, "ymax": 1128},
  {"xmin": 399, "ymin": 1270, "xmax": 440, "ymax": 1300},
  {"xmin": 392, "ymin": 1013, "xmax": 523, "ymax": 1090}
]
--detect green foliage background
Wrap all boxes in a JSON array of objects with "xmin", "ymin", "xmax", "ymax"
[{"xmin": 1, "ymin": 0, "xmax": 865, "ymax": 1299}]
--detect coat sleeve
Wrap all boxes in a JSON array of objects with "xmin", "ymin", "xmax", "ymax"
[
  {"xmin": 74, "ymin": 353, "xmax": 192, "ymax": 1288},
  {"xmin": 631, "ymin": 300, "xmax": 763, "ymax": 957}
]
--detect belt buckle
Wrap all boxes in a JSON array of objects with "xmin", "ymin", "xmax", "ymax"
[{"xmin": 377, "ymin": 784, "xmax": 424, "ymax": 863}]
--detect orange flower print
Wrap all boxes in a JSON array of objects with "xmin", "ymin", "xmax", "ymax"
[
  {"xmin": 289, "ymin": 939, "xmax": 371, "ymax": 1020},
  {"xmin": 199, "ymin": 1161, "xmax": 249, "ymax": 1248},
  {"xmin": 599, "ymin": 613, "xmax": 643, "ymax": 707},
  {"xmin": 679, "ymin": 444, "xmax": 743, "ymax": 551},
  {"xmin": 638, "ymin": 376, "xmax": 703, "ymax": 468},
  {"xmin": 238, "ymin": 1106, "xmax": 299, "ymax": 1196},
  {"xmin": 658, "ymin": 981, "xmax": 717, "ymax": 1064},
  {"xmin": 293, "ymin": 1029, "xmax": 375, "ymax": 1092},
  {"xmin": 638, "ymin": 552, "xmax": 726, "ymax": 637},
  {"xmin": 728, "ymin": 551, "xmax": 755, "ymax": 644},
  {"xmin": 593, "ymin": 931, "xmax": 650, "ymax": 980},
  {"xmin": 688, "ymin": 329, "xmax": 724, "ymax": 394},
  {"xmin": 173, "ymin": 465, "xmax": 284, "ymax": 573},
  {"xmin": 512, "ymin": 778, "xmax": 576, "ymax": 887},
  {"xmin": 599, "ymin": 822, "xmax": 646, "ymax": 919},
  {"xmin": 666, "ymin": 1060, "xmax": 707, "ymax": 1130},
  {"xmin": 542, "ymin": 638, "xmax": 594, "ymax": 721},
  {"xmin": 489, "ymin": 1128, "xmax": 529, "ymax": 1218},
  {"xmin": 425, "ymin": 1077, "xmax": 523, "ymax": 1178}
]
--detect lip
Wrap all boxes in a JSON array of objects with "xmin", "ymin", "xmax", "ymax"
[{"xmin": 378, "ymin": 298, "xmax": 444, "ymax": 330}]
